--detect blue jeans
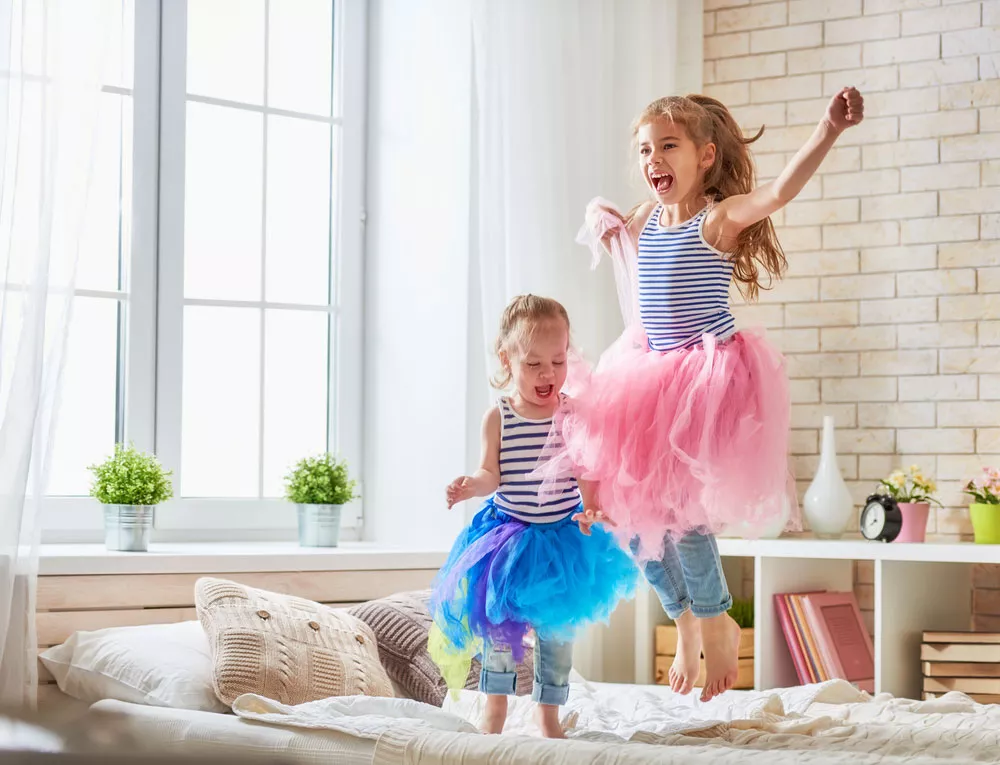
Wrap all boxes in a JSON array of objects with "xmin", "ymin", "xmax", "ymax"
[
  {"xmin": 632, "ymin": 531, "xmax": 732, "ymax": 619},
  {"xmin": 479, "ymin": 637, "xmax": 573, "ymax": 706}
]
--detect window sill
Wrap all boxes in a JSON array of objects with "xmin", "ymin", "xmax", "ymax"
[{"xmin": 38, "ymin": 541, "xmax": 449, "ymax": 576}]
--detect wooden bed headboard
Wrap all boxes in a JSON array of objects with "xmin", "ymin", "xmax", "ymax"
[{"xmin": 36, "ymin": 567, "xmax": 438, "ymax": 708}]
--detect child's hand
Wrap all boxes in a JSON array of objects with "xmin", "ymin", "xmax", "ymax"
[
  {"xmin": 446, "ymin": 476, "xmax": 476, "ymax": 509},
  {"xmin": 572, "ymin": 508, "xmax": 617, "ymax": 536},
  {"xmin": 824, "ymin": 87, "xmax": 864, "ymax": 133}
]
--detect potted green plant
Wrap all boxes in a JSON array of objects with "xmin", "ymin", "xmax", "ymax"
[
  {"xmin": 89, "ymin": 443, "xmax": 173, "ymax": 552},
  {"xmin": 876, "ymin": 464, "xmax": 940, "ymax": 543},
  {"xmin": 963, "ymin": 467, "xmax": 1000, "ymax": 544},
  {"xmin": 284, "ymin": 453, "xmax": 358, "ymax": 547}
]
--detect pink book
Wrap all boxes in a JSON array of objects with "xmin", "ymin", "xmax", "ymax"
[
  {"xmin": 775, "ymin": 594, "xmax": 812, "ymax": 685},
  {"xmin": 801, "ymin": 592, "xmax": 875, "ymax": 693}
]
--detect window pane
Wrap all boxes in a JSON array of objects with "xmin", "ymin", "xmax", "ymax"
[
  {"xmin": 47, "ymin": 297, "xmax": 119, "ymax": 496},
  {"xmin": 265, "ymin": 116, "xmax": 331, "ymax": 305},
  {"xmin": 104, "ymin": 0, "xmax": 135, "ymax": 89},
  {"xmin": 262, "ymin": 310, "xmax": 328, "ymax": 497},
  {"xmin": 184, "ymin": 102, "xmax": 263, "ymax": 301},
  {"xmin": 187, "ymin": 0, "xmax": 265, "ymax": 105},
  {"xmin": 77, "ymin": 92, "xmax": 131, "ymax": 293},
  {"xmin": 268, "ymin": 0, "xmax": 333, "ymax": 117},
  {"xmin": 181, "ymin": 306, "xmax": 260, "ymax": 497}
]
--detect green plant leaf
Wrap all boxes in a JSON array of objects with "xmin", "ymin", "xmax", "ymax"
[
  {"xmin": 284, "ymin": 453, "xmax": 358, "ymax": 505},
  {"xmin": 88, "ymin": 443, "xmax": 173, "ymax": 506}
]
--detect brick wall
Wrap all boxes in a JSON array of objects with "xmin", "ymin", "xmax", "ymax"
[{"xmin": 704, "ymin": 0, "xmax": 1000, "ymax": 630}]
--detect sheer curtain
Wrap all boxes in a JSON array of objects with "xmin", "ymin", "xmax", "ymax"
[
  {"xmin": 0, "ymin": 0, "xmax": 111, "ymax": 708},
  {"xmin": 469, "ymin": 0, "xmax": 702, "ymax": 681}
]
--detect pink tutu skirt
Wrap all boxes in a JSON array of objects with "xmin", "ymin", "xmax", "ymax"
[{"xmin": 540, "ymin": 328, "xmax": 796, "ymax": 561}]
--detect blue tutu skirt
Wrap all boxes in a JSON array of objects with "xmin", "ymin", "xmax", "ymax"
[{"xmin": 428, "ymin": 498, "xmax": 637, "ymax": 691}]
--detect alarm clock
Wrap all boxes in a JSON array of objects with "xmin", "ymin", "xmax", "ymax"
[{"xmin": 860, "ymin": 493, "xmax": 903, "ymax": 542}]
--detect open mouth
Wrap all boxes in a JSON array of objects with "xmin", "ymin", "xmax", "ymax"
[
  {"xmin": 535, "ymin": 385, "xmax": 554, "ymax": 399},
  {"xmin": 650, "ymin": 171, "xmax": 674, "ymax": 195}
]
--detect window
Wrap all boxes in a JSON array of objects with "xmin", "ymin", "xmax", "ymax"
[{"xmin": 44, "ymin": 0, "xmax": 366, "ymax": 540}]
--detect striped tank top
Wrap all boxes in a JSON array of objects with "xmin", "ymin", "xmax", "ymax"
[
  {"xmin": 493, "ymin": 397, "xmax": 580, "ymax": 523},
  {"xmin": 637, "ymin": 205, "xmax": 736, "ymax": 351}
]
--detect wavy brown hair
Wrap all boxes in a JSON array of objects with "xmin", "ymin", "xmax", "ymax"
[
  {"xmin": 631, "ymin": 94, "xmax": 787, "ymax": 301},
  {"xmin": 491, "ymin": 294, "xmax": 570, "ymax": 390}
]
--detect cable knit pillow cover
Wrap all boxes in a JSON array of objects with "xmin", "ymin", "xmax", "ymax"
[{"xmin": 195, "ymin": 577, "xmax": 393, "ymax": 706}]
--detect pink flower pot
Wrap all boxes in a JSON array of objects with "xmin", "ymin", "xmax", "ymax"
[{"xmin": 894, "ymin": 502, "xmax": 930, "ymax": 543}]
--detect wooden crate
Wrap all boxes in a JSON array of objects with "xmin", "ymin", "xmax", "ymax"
[{"xmin": 654, "ymin": 625, "xmax": 754, "ymax": 690}]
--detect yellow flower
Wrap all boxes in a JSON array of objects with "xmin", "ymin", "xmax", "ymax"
[
  {"xmin": 925, "ymin": 480, "xmax": 938, "ymax": 494},
  {"xmin": 909, "ymin": 464, "xmax": 921, "ymax": 475}
]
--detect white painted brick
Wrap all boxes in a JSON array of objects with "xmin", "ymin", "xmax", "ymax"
[
  {"xmin": 943, "ymin": 135, "xmax": 1000, "ymax": 163},
  {"xmin": 981, "ymin": 107, "xmax": 1000, "ymax": 134},
  {"xmin": 900, "ymin": 56, "xmax": 980, "ymax": 87},
  {"xmin": 777, "ymin": 225, "xmax": 823, "ymax": 252},
  {"xmin": 897, "ymin": 428, "xmax": 976, "ymax": 454},
  {"xmin": 823, "ymin": 65, "xmax": 900, "ymax": 93},
  {"xmin": 818, "ymin": 147, "xmax": 863, "ymax": 174},
  {"xmin": 826, "ymin": 13, "xmax": 900, "ymax": 45},
  {"xmin": 787, "ymin": 44, "xmax": 862, "ymax": 74},
  {"xmin": 941, "ymin": 347, "xmax": 1000, "ymax": 373},
  {"xmin": 731, "ymin": 303, "xmax": 784, "ymax": 328},
  {"xmin": 902, "ymin": 4, "xmax": 982, "ymax": 35},
  {"xmin": 787, "ymin": 96, "xmax": 832, "ymax": 124},
  {"xmin": 790, "ymin": 429, "xmax": 819, "ymax": 454},
  {"xmin": 704, "ymin": 61, "xmax": 718, "ymax": 85},
  {"xmin": 860, "ymin": 296, "xmax": 937, "ymax": 324},
  {"xmin": 757, "ymin": 124, "xmax": 821, "ymax": 153},
  {"xmin": 939, "ymin": 241, "xmax": 1000, "ymax": 268},
  {"xmin": 861, "ymin": 244, "xmax": 937, "ymax": 273},
  {"xmin": 941, "ymin": 188, "xmax": 1000, "ymax": 217},
  {"xmin": 768, "ymin": 328, "xmax": 821, "ymax": 353},
  {"xmin": 756, "ymin": 276, "xmax": 820, "ymax": 303},
  {"xmin": 898, "ymin": 269, "xmax": 976, "ymax": 296},
  {"xmin": 983, "ymin": 54, "xmax": 1000, "ymax": 80},
  {"xmin": 943, "ymin": 27, "xmax": 1000, "ymax": 57},
  {"xmin": 716, "ymin": 52, "xmax": 787, "ymax": 82},
  {"xmin": 899, "ymin": 374, "xmax": 978, "ymax": 401},
  {"xmin": 860, "ymin": 349, "xmax": 938, "ymax": 376},
  {"xmin": 705, "ymin": 11, "xmax": 717, "ymax": 37},
  {"xmin": 941, "ymin": 294, "xmax": 1000, "ymax": 321},
  {"xmin": 786, "ymin": 301, "xmax": 859, "ymax": 327},
  {"xmin": 941, "ymin": 81, "xmax": 1000, "ymax": 110},
  {"xmin": 835, "ymin": 117, "xmax": 901, "ymax": 147},
  {"xmin": 824, "ymin": 169, "xmax": 900, "ymax": 198},
  {"xmin": 824, "ymin": 221, "xmax": 900, "ymax": 248},
  {"xmin": 705, "ymin": 32, "xmax": 751, "ymax": 60},
  {"xmin": 785, "ymin": 199, "xmax": 859, "ymax": 226},
  {"xmin": 821, "ymin": 273, "xmax": 896, "ymax": 300},
  {"xmin": 750, "ymin": 23, "xmax": 824, "ymax": 53},
  {"xmin": 822, "ymin": 325, "xmax": 897, "ymax": 351},
  {"xmin": 703, "ymin": 81, "xmax": 751, "ymax": 106},
  {"xmin": 835, "ymin": 428, "xmax": 897, "ymax": 453},
  {"xmin": 864, "ymin": 0, "xmax": 939, "ymax": 12},
  {"xmin": 899, "ymin": 322, "xmax": 976, "ymax": 349},
  {"xmin": 983, "ymin": 375, "xmax": 1000, "ymax": 400},
  {"xmin": 985, "ymin": 0, "xmax": 1000, "ymax": 26},
  {"xmin": 706, "ymin": 0, "xmax": 749, "ymax": 10},
  {"xmin": 754, "ymin": 151, "xmax": 788, "ymax": 179},
  {"xmin": 790, "ymin": 378, "xmax": 821, "ymax": 404},
  {"xmin": 901, "ymin": 162, "xmax": 979, "ymax": 191},
  {"xmin": 863, "ymin": 140, "xmax": 939, "ymax": 170},
  {"xmin": 978, "ymin": 429, "xmax": 1000, "ymax": 453},
  {"xmin": 789, "ymin": 0, "xmax": 863, "ymax": 23},
  {"xmin": 861, "ymin": 192, "xmax": 938, "ymax": 221},
  {"xmin": 984, "ymin": 161, "xmax": 1000, "ymax": 187},
  {"xmin": 860, "ymin": 455, "xmax": 937, "ymax": 482},
  {"xmin": 864, "ymin": 35, "xmax": 940, "ymax": 67},
  {"xmin": 866, "ymin": 87, "xmax": 941, "ymax": 118},
  {"xmin": 791, "ymin": 406, "xmax": 858, "ymax": 435},
  {"xmin": 751, "ymin": 74, "xmax": 823, "ymax": 104},
  {"xmin": 983, "ymin": 214, "xmax": 1000, "ymax": 240},
  {"xmin": 980, "ymin": 269, "xmax": 1000, "ymax": 294},
  {"xmin": 716, "ymin": 2, "xmax": 788, "ymax": 33},
  {"xmin": 902, "ymin": 215, "xmax": 979, "ymax": 244},
  {"xmin": 980, "ymin": 321, "xmax": 1000, "ymax": 346},
  {"xmin": 939, "ymin": 453, "xmax": 994, "ymax": 480},
  {"xmin": 786, "ymin": 352, "xmax": 860, "ymax": 377},
  {"xmin": 939, "ymin": 402, "xmax": 1000, "ymax": 427},
  {"xmin": 731, "ymin": 103, "xmax": 786, "ymax": 130},
  {"xmin": 858, "ymin": 402, "xmax": 935, "ymax": 427},
  {"xmin": 787, "ymin": 249, "xmax": 860, "ymax": 276},
  {"xmin": 900, "ymin": 109, "xmax": 978, "ymax": 139}
]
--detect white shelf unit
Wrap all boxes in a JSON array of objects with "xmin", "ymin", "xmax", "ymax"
[{"xmin": 634, "ymin": 539, "xmax": 994, "ymax": 699}]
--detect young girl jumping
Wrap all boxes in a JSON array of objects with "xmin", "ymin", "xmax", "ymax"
[
  {"xmin": 552, "ymin": 88, "xmax": 865, "ymax": 702},
  {"xmin": 428, "ymin": 295, "xmax": 636, "ymax": 738}
]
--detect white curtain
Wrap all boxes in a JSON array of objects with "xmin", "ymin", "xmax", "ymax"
[
  {"xmin": 0, "ymin": 0, "xmax": 111, "ymax": 708},
  {"xmin": 469, "ymin": 0, "xmax": 702, "ymax": 681}
]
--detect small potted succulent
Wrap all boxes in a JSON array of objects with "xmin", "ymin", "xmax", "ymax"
[
  {"xmin": 963, "ymin": 467, "xmax": 1000, "ymax": 544},
  {"xmin": 89, "ymin": 443, "xmax": 173, "ymax": 552},
  {"xmin": 876, "ymin": 464, "xmax": 940, "ymax": 543},
  {"xmin": 285, "ymin": 453, "xmax": 358, "ymax": 547}
]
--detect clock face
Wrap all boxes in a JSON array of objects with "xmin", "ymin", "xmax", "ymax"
[{"xmin": 861, "ymin": 500, "xmax": 885, "ymax": 540}]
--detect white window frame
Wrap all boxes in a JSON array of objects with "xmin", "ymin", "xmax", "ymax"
[{"xmin": 43, "ymin": 0, "xmax": 367, "ymax": 543}]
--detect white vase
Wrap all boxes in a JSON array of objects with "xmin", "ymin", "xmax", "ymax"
[{"xmin": 803, "ymin": 416, "xmax": 855, "ymax": 539}]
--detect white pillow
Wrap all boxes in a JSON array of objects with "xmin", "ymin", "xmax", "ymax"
[{"xmin": 39, "ymin": 620, "xmax": 228, "ymax": 713}]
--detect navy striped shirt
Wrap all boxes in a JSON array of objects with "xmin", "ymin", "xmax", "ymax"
[
  {"xmin": 637, "ymin": 205, "xmax": 736, "ymax": 351},
  {"xmin": 493, "ymin": 397, "xmax": 580, "ymax": 523}
]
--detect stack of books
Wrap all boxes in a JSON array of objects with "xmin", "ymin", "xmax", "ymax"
[
  {"xmin": 922, "ymin": 632, "xmax": 1000, "ymax": 703},
  {"xmin": 775, "ymin": 590, "xmax": 875, "ymax": 692}
]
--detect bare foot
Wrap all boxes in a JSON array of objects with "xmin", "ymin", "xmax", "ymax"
[
  {"xmin": 481, "ymin": 695, "xmax": 507, "ymax": 734},
  {"xmin": 669, "ymin": 610, "xmax": 702, "ymax": 696},
  {"xmin": 700, "ymin": 612, "xmax": 741, "ymax": 702},
  {"xmin": 535, "ymin": 704, "xmax": 566, "ymax": 739}
]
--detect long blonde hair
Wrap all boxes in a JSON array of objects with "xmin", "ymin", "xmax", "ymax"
[
  {"xmin": 491, "ymin": 295, "xmax": 570, "ymax": 389},
  {"xmin": 631, "ymin": 94, "xmax": 786, "ymax": 301}
]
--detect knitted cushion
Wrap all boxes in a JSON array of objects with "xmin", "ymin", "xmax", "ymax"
[
  {"xmin": 348, "ymin": 590, "xmax": 533, "ymax": 706},
  {"xmin": 195, "ymin": 577, "xmax": 393, "ymax": 706}
]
